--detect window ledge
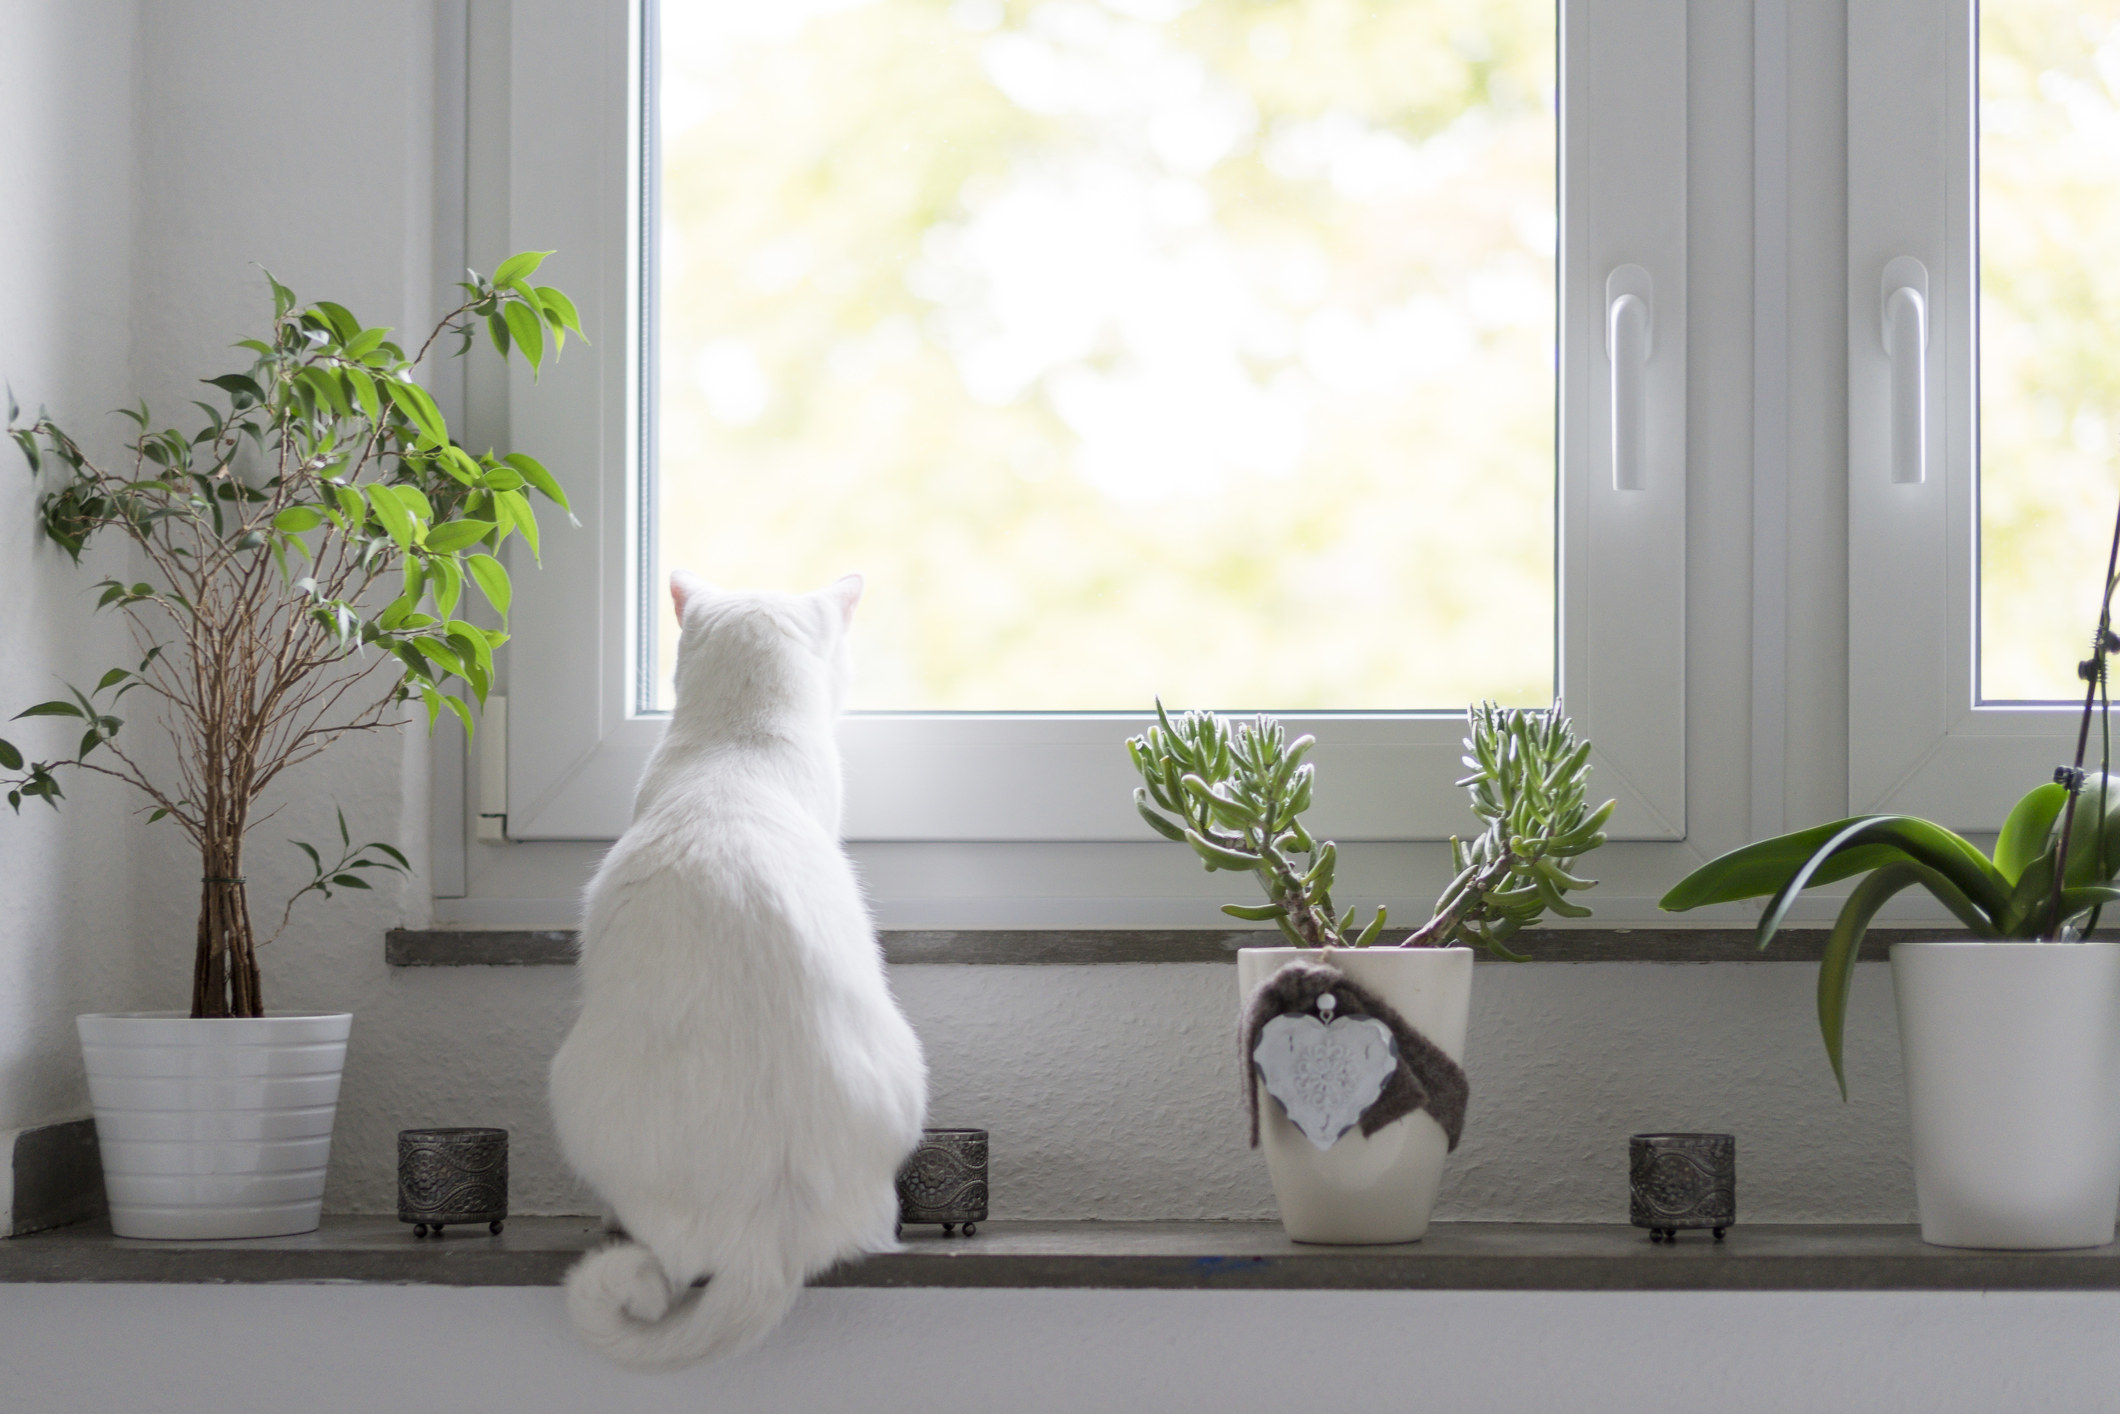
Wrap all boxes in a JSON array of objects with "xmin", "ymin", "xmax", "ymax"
[
  {"xmin": 383, "ymin": 927, "xmax": 1933, "ymax": 968},
  {"xmin": 8, "ymin": 1217, "xmax": 2120, "ymax": 1291}
]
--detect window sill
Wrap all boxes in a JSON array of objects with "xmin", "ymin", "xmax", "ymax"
[
  {"xmin": 383, "ymin": 927, "xmax": 1927, "ymax": 968},
  {"xmin": 7, "ymin": 1216, "xmax": 2120, "ymax": 1291}
]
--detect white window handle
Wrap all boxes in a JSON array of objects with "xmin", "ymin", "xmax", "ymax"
[
  {"xmin": 1605, "ymin": 265, "xmax": 1653, "ymax": 491},
  {"xmin": 1881, "ymin": 256, "xmax": 1929, "ymax": 485}
]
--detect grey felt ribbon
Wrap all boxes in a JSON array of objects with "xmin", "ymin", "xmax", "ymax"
[{"xmin": 1241, "ymin": 958, "xmax": 1469, "ymax": 1151}]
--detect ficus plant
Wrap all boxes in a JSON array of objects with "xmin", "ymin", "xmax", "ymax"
[
  {"xmin": 0, "ymin": 252, "xmax": 581, "ymax": 1019},
  {"xmin": 1127, "ymin": 699, "xmax": 1615, "ymax": 957}
]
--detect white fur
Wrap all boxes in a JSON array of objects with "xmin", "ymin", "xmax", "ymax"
[{"xmin": 549, "ymin": 572, "xmax": 927, "ymax": 1371}]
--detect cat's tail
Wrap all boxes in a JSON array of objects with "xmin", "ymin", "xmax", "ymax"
[{"xmin": 564, "ymin": 1239, "xmax": 800, "ymax": 1371}]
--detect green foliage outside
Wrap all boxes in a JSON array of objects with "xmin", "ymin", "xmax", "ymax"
[
  {"xmin": 1980, "ymin": 3, "xmax": 2120, "ymax": 699},
  {"xmin": 653, "ymin": 0, "xmax": 1556, "ymax": 712}
]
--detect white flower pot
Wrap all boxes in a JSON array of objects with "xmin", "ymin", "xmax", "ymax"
[
  {"xmin": 1891, "ymin": 941, "xmax": 2120, "ymax": 1249},
  {"xmin": 1237, "ymin": 947, "xmax": 1473, "ymax": 1244},
  {"xmin": 77, "ymin": 1012, "xmax": 352, "ymax": 1240}
]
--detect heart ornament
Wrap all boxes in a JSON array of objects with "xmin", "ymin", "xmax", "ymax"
[{"xmin": 1251, "ymin": 993, "xmax": 1402, "ymax": 1151}]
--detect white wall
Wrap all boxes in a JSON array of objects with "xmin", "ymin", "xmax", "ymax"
[
  {"xmin": 8, "ymin": 1283, "xmax": 2120, "ymax": 1414},
  {"xmin": 0, "ymin": 0, "xmax": 155, "ymax": 1135}
]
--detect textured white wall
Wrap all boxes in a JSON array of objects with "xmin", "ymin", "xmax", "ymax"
[
  {"xmin": 329, "ymin": 958, "xmax": 1920, "ymax": 1223},
  {"xmin": 0, "ymin": 0, "xmax": 155, "ymax": 1135},
  {"xmin": 8, "ymin": 1283, "xmax": 2120, "ymax": 1414}
]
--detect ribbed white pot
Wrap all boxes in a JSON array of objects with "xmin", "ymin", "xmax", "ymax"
[
  {"xmin": 1892, "ymin": 942, "xmax": 2120, "ymax": 1250},
  {"xmin": 77, "ymin": 1012, "xmax": 352, "ymax": 1240},
  {"xmin": 1237, "ymin": 947, "xmax": 1473, "ymax": 1244}
]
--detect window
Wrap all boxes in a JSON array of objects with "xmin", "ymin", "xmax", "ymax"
[
  {"xmin": 489, "ymin": 0, "xmax": 1688, "ymax": 862},
  {"xmin": 1847, "ymin": 0, "xmax": 2116, "ymax": 828}
]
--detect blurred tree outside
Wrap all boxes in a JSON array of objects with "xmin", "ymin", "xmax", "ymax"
[
  {"xmin": 1980, "ymin": 2, "xmax": 2120, "ymax": 701},
  {"xmin": 652, "ymin": 0, "xmax": 1556, "ymax": 711}
]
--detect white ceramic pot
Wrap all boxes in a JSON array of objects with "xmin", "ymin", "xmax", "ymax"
[
  {"xmin": 1891, "ymin": 941, "xmax": 2120, "ymax": 1249},
  {"xmin": 77, "ymin": 1012, "xmax": 352, "ymax": 1240},
  {"xmin": 1237, "ymin": 946, "xmax": 1473, "ymax": 1244}
]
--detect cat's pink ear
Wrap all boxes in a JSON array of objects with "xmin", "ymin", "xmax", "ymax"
[
  {"xmin": 671, "ymin": 570, "xmax": 713, "ymax": 625},
  {"xmin": 826, "ymin": 574, "xmax": 864, "ymax": 629}
]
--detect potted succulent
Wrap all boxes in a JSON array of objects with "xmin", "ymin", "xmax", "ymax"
[
  {"xmin": 1661, "ymin": 518, "xmax": 2120, "ymax": 1249},
  {"xmin": 1129, "ymin": 701, "xmax": 1613, "ymax": 1243},
  {"xmin": 1, "ymin": 254, "xmax": 579, "ymax": 1238}
]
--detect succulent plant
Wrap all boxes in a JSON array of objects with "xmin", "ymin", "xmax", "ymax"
[
  {"xmin": 1406, "ymin": 702, "xmax": 1615, "ymax": 957},
  {"xmin": 1129, "ymin": 701, "xmax": 1383, "ymax": 947},
  {"xmin": 1128, "ymin": 699, "xmax": 1614, "ymax": 956}
]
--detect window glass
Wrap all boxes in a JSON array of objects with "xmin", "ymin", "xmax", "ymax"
[
  {"xmin": 1979, "ymin": 1, "xmax": 2120, "ymax": 702},
  {"xmin": 649, "ymin": 0, "xmax": 1555, "ymax": 712}
]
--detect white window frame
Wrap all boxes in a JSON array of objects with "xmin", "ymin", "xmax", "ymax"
[
  {"xmin": 1846, "ymin": 0, "xmax": 2082, "ymax": 830},
  {"xmin": 483, "ymin": 0, "xmax": 1689, "ymax": 851}
]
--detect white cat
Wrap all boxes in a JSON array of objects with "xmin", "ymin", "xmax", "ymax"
[{"xmin": 549, "ymin": 571, "xmax": 928, "ymax": 1370}]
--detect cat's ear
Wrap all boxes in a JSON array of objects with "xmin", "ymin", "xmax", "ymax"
[
  {"xmin": 823, "ymin": 574, "xmax": 863, "ymax": 630},
  {"xmin": 671, "ymin": 569, "xmax": 715, "ymax": 625}
]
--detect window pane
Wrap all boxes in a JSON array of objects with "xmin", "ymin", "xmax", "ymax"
[
  {"xmin": 1979, "ymin": 2, "xmax": 2120, "ymax": 702},
  {"xmin": 650, "ymin": 0, "xmax": 1556, "ymax": 712}
]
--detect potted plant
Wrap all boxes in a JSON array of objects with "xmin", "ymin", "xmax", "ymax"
[
  {"xmin": 1129, "ymin": 700, "xmax": 1613, "ymax": 1242},
  {"xmin": 1661, "ymin": 520, "xmax": 2120, "ymax": 1249},
  {"xmin": 1, "ymin": 254, "xmax": 579, "ymax": 1238}
]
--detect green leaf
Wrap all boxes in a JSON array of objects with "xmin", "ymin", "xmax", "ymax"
[
  {"xmin": 1753, "ymin": 817, "xmax": 2005, "ymax": 951},
  {"xmin": 492, "ymin": 250, "xmax": 552, "ymax": 286},
  {"xmin": 502, "ymin": 300, "xmax": 544, "ymax": 376},
  {"xmin": 534, "ymin": 285, "xmax": 584, "ymax": 337},
  {"xmin": 412, "ymin": 637, "xmax": 467, "ymax": 678},
  {"xmin": 365, "ymin": 483, "xmax": 417, "ymax": 548},
  {"xmin": 15, "ymin": 701, "xmax": 84, "ymax": 719},
  {"xmin": 422, "ymin": 520, "xmax": 493, "ymax": 554},
  {"xmin": 1133, "ymin": 791, "xmax": 1187, "ymax": 843},
  {"xmin": 311, "ymin": 301, "xmax": 360, "ymax": 343},
  {"xmin": 1185, "ymin": 828, "xmax": 1260, "ymax": 872},
  {"xmin": 1663, "ymin": 818, "xmax": 1976, "ymax": 912},
  {"xmin": 273, "ymin": 506, "xmax": 324, "ymax": 533},
  {"xmin": 266, "ymin": 272, "xmax": 296, "ymax": 319},
  {"xmin": 383, "ymin": 378, "xmax": 447, "ymax": 446},
  {"xmin": 486, "ymin": 312, "xmax": 510, "ymax": 357},
  {"xmin": 502, "ymin": 452, "xmax": 571, "ymax": 515},
  {"xmin": 496, "ymin": 488, "xmax": 538, "ymax": 560},
  {"xmin": 204, "ymin": 373, "xmax": 265, "ymax": 404},
  {"xmin": 464, "ymin": 553, "xmax": 510, "ymax": 618},
  {"xmin": 331, "ymin": 483, "xmax": 365, "ymax": 530},
  {"xmin": 430, "ymin": 555, "xmax": 462, "ymax": 619},
  {"xmin": 345, "ymin": 367, "xmax": 382, "ymax": 423},
  {"xmin": 1996, "ymin": 782, "xmax": 2068, "ymax": 884},
  {"xmin": 440, "ymin": 692, "xmax": 476, "ymax": 740},
  {"xmin": 1817, "ymin": 863, "xmax": 1930, "ymax": 1098},
  {"xmin": 95, "ymin": 668, "xmax": 130, "ymax": 692},
  {"xmin": 1220, "ymin": 902, "xmax": 1287, "ymax": 921},
  {"xmin": 342, "ymin": 327, "xmax": 390, "ymax": 360},
  {"xmin": 0, "ymin": 739, "xmax": 20, "ymax": 770}
]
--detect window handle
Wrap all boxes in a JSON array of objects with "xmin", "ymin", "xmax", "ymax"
[
  {"xmin": 1880, "ymin": 256, "xmax": 1929, "ymax": 485},
  {"xmin": 1605, "ymin": 265, "xmax": 1654, "ymax": 491}
]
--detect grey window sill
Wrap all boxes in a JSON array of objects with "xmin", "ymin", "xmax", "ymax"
[
  {"xmin": 8, "ymin": 1217, "xmax": 2120, "ymax": 1291},
  {"xmin": 384, "ymin": 927, "xmax": 1942, "ymax": 968}
]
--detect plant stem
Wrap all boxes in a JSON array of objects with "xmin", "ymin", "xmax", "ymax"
[{"xmin": 2049, "ymin": 496, "xmax": 2120, "ymax": 939}]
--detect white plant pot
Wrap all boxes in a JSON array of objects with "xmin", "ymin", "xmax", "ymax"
[
  {"xmin": 77, "ymin": 1012, "xmax": 352, "ymax": 1240},
  {"xmin": 1891, "ymin": 941, "xmax": 2120, "ymax": 1249},
  {"xmin": 1237, "ymin": 947, "xmax": 1473, "ymax": 1244}
]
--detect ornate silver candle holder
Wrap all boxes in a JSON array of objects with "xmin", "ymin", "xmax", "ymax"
[
  {"xmin": 896, "ymin": 1128, "xmax": 987, "ymax": 1237},
  {"xmin": 1630, "ymin": 1132, "xmax": 1735, "ymax": 1242},
  {"xmin": 399, "ymin": 1127, "xmax": 508, "ymax": 1238}
]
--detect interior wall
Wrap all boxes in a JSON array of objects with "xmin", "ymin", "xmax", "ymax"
[
  {"xmin": 1, "ymin": 0, "xmax": 1911, "ymax": 1228},
  {"xmin": 0, "ymin": 0, "xmax": 151, "ymax": 1134}
]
